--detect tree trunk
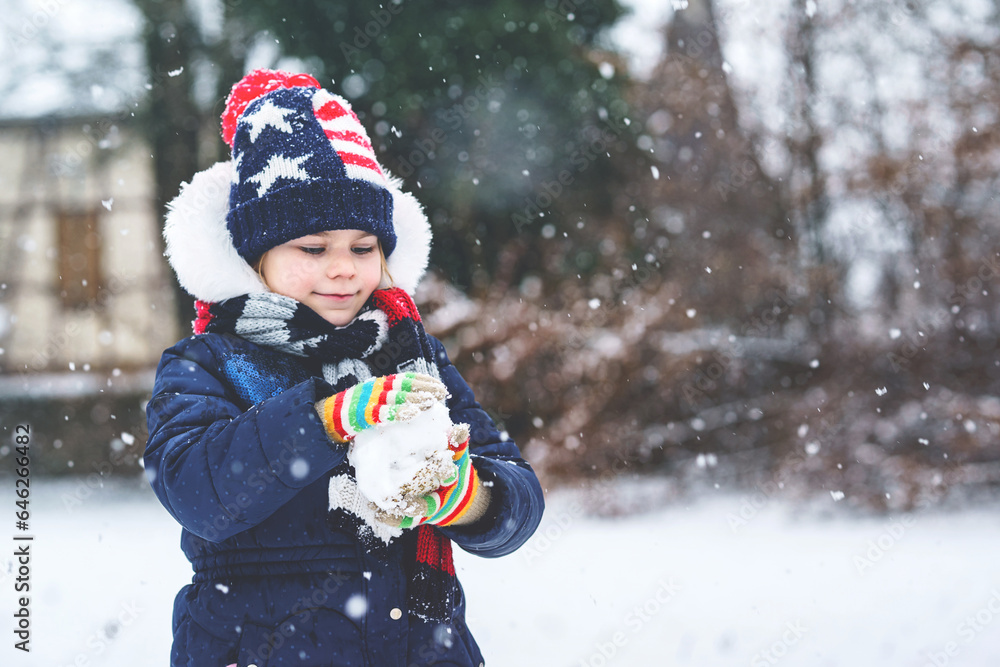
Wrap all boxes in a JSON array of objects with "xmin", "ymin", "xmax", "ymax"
[{"xmin": 136, "ymin": 0, "xmax": 201, "ymax": 329}]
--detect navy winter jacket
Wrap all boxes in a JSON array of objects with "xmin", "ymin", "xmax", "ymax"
[{"xmin": 144, "ymin": 331, "xmax": 544, "ymax": 667}]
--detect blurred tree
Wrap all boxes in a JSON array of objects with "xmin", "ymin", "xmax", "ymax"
[
  {"xmin": 631, "ymin": 0, "xmax": 792, "ymax": 325},
  {"xmin": 133, "ymin": 0, "xmax": 203, "ymax": 327}
]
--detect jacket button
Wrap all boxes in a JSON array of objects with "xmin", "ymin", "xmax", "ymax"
[{"xmin": 390, "ymin": 607, "xmax": 403, "ymax": 620}]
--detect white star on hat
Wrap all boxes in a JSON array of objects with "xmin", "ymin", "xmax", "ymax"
[
  {"xmin": 240, "ymin": 99, "xmax": 297, "ymax": 143},
  {"xmin": 248, "ymin": 153, "xmax": 312, "ymax": 197}
]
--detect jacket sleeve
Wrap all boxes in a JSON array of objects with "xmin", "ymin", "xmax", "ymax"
[
  {"xmin": 428, "ymin": 335, "xmax": 545, "ymax": 558},
  {"xmin": 144, "ymin": 335, "xmax": 345, "ymax": 542}
]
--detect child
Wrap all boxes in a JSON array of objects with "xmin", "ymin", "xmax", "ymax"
[{"xmin": 144, "ymin": 69, "xmax": 545, "ymax": 667}]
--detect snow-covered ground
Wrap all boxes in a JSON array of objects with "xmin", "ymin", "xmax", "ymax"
[{"xmin": 2, "ymin": 476, "xmax": 998, "ymax": 666}]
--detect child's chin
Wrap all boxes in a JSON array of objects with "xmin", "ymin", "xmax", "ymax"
[{"xmin": 318, "ymin": 307, "xmax": 359, "ymax": 327}]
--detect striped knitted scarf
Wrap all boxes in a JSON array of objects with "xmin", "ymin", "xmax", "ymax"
[{"xmin": 193, "ymin": 287, "xmax": 457, "ymax": 624}]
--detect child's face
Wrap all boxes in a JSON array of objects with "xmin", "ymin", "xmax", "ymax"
[{"xmin": 260, "ymin": 229, "xmax": 383, "ymax": 327}]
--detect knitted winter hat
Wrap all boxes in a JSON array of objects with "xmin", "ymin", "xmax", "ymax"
[
  {"xmin": 222, "ymin": 69, "xmax": 394, "ymax": 262},
  {"xmin": 163, "ymin": 69, "xmax": 432, "ymax": 301}
]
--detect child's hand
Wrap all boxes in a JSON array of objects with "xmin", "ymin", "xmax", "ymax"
[
  {"xmin": 316, "ymin": 373, "xmax": 447, "ymax": 444},
  {"xmin": 391, "ymin": 423, "xmax": 485, "ymax": 528}
]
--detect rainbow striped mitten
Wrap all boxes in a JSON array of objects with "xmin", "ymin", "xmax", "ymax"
[
  {"xmin": 315, "ymin": 373, "xmax": 447, "ymax": 444},
  {"xmin": 399, "ymin": 424, "xmax": 490, "ymax": 528}
]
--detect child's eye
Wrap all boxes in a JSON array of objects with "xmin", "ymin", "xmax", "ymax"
[
  {"xmin": 353, "ymin": 246, "xmax": 376, "ymax": 255},
  {"xmin": 299, "ymin": 246, "xmax": 325, "ymax": 255}
]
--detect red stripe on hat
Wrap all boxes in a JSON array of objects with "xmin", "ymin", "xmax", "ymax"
[
  {"xmin": 337, "ymin": 150, "xmax": 384, "ymax": 176},
  {"xmin": 314, "ymin": 99, "xmax": 351, "ymax": 122},
  {"xmin": 325, "ymin": 129, "xmax": 374, "ymax": 152}
]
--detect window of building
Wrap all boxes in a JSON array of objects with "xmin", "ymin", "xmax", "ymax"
[{"xmin": 56, "ymin": 209, "xmax": 102, "ymax": 308}]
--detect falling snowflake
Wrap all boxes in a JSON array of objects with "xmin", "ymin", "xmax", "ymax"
[
  {"xmin": 345, "ymin": 594, "xmax": 368, "ymax": 619},
  {"xmin": 290, "ymin": 457, "xmax": 310, "ymax": 480}
]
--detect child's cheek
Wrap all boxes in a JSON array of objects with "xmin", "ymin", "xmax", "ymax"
[{"xmin": 283, "ymin": 258, "xmax": 317, "ymax": 292}]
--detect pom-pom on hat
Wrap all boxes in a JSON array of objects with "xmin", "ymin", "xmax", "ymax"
[
  {"xmin": 162, "ymin": 69, "xmax": 432, "ymax": 301},
  {"xmin": 222, "ymin": 69, "xmax": 395, "ymax": 262}
]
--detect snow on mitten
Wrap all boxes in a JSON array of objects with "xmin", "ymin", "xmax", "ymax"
[
  {"xmin": 398, "ymin": 423, "xmax": 490, "ymax": 528},
  {"xmin": 350, "ymin": 401, "xmax": 458, "ymax": 516},
  {"xmin": 315, "ymin": 372, "xmax": 447, "ymax": 444}
]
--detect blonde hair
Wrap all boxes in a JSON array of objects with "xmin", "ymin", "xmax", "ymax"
[
  {"xmin": 378, "ymin": 245, "xmax": 395, "ymax": 288},
  {"xmin": 253, "ymin": 241, "xmax": 394, "ymax": 290}
]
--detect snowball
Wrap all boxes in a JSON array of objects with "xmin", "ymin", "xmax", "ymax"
[{"xmin": 350, "ymin": 402, "xmax": 456, "ymax": 516}]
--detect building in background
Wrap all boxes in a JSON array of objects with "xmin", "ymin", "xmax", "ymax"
[{"xmin": 0, "ymin": 0, "xmax": 177, "ymax": 474}]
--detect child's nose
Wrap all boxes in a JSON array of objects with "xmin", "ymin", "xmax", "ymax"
[{"xmin": 325, "ymin": 251, "xmax": 357, "ymax": 279}]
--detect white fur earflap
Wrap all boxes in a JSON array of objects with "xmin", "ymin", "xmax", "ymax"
[
  {"xmin": 163, "ymin": 163, "xmax": 432, "ymax": 301},
  {"xmin": 383, "ymin": 175, "xmax": 431, "ymax": 296},
  {"xmin": 383, "ymin": 173, "xmax": 432, "ymax": 295},
  {"xmin": 163, "ymin": 161, "xmax": 267, "ymax": 302}
]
